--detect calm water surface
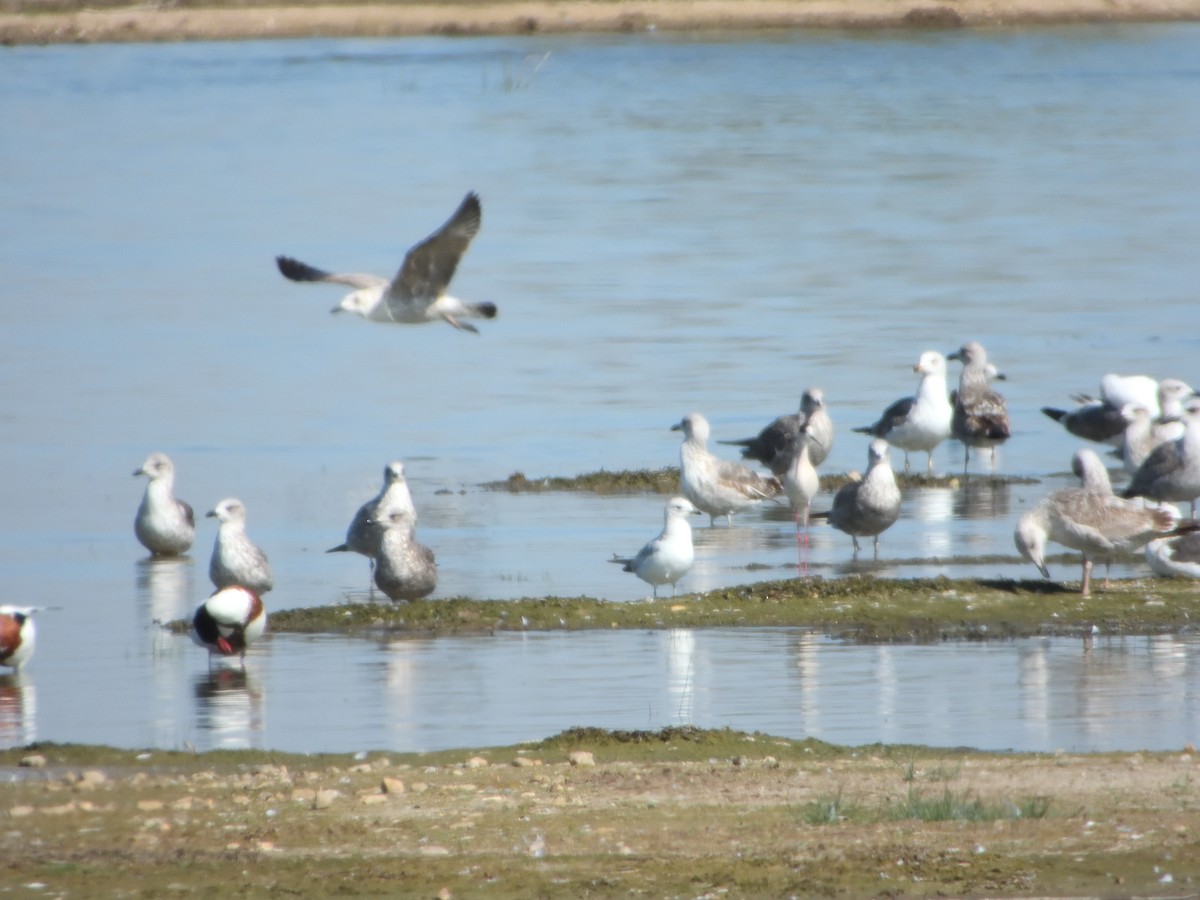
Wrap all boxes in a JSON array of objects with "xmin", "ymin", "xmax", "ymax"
[{"xmin": 1, "ymin": 25, "xmax": 1199, "ymax": 753}]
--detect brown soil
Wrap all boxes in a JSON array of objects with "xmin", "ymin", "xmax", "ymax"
[
  {"xmin": 2, "ymin": 0, "xmax": 1199, "ymax": 45},
  {"xmin": 3, "ymin": 732, "xmax": 1200, "ymax": 896}
]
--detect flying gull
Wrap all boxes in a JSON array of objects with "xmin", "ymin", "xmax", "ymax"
[
  {"xmin": 276, "ymin": 192, "xmax": 496, "ymax": 333},
  {"xmin": 609, "ymin": 496, "xmax": 701, "ymax": 598},
  {"xmin": 673, "ymin": 412, "xmax": 783, "ymax": 526},
  {"xmin": 853, "ymin": 351, "xmax": 953, "ymax": 475}
]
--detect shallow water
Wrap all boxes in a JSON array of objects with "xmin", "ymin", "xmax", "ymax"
[{"xmin": 1, "ymin": 25, "xmax": 1199, "ymax": 753}]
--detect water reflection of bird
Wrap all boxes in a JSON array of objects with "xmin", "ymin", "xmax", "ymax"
[
  {"xmin": 192, "ymin": 586, "xmax": 267, "ymax": 666},
  {"xmin": 1015, "ymin": 449, "xmax": 1200, "ymax": 596},
  {"xmin": 193, "ymin": 667, "xmax": 264, "ymax": 750},
  {"xmin": 367, "ymin": 512, "xmax": 438, "ymax": 602},
  {"xmin": 328, "ymin": 461, "xmax": 418, "ymax": 590},
  {"xmin": 853, "ymin": 351, "xmax": 952, "ymax": 475},
  {"xmin": 813, "ymin": 439, "xmax": 901, "ymax": 559},
  {"xmin": 0, "ymin": 607, "xmax": 37, "ymax": 672},
  {"xmin": 673, "ymin": 413, "xmax": 782, "ymax": 526},
  {"xmin": 609, "ymin": 497, "xmax": 701, "ymax": 598},
  {"xmin": 133, "ymin": 452, "xmax": 195, "ymax": 557},
  {"xmin": 207, "ymin": 498, "xmax": 273, "ymax": 594},
  {"xmin": 948, "ymin": 341, "xmax": 1010, "ymax": 474},
  {"xmin": 276, "ymin": 192, "xmax": 497, "ymax": 333},
  {"xmin": 719, "ymin": 388, "xmax": 833, "ymax": 475},
  {"xmin": 952, "ymin": 477, "xmax": 1012, "ymax": 521},
  {"xmin": 0, "ymin": 675, "xmax": 37, "ymax": 747}
]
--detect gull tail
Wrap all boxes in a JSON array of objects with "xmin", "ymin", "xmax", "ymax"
[
  {"xmin": 1041, "ymin": 407, "xmax": 1068, "ymax": 423},
  {"xmin": 609, "ymin": 554, "xmax": 635, "ymax": 572}
]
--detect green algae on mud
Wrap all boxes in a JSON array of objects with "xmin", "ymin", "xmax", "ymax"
[
  {"xmin": 482, "ymin": 467, "xmax": 1035, "ymax": 495},
  {"xmin": 262, "ymin": 574, "xmax": 1200, "ymax": 642}
]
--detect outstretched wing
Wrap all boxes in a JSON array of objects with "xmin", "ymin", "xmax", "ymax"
[
  {"xmin": 388, "ymin": 192, "xmax": 482, "ymax": 303},
  {"xmin": 276, "ymin": 256, "xmax": 387, "ymax": 290}
]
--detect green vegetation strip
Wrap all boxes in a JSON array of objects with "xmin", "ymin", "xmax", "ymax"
[
  {"xmin": 258, "ymin": 575, "xmax": 1200, "ymax": 642},
  {"xmin": 482, "ymin": 467, "xmax": 1037, "ymax": 494}
]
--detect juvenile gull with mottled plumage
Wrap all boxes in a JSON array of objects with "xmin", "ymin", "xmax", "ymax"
[
  {"xmin": 133, "ymin": 452, "xmax": 195, "ymax": 557},
  {"xmin": 276, "ymin": 192, "xmax": 496, "ymax": 333},
  {"xmin": 719, "ymin": 388, "xmax": 833, "ymax": 476},
  {"xmin": 1015, "ymin": 448, "xmax": 1200, "ymax": 596},
  {"xmin": 673, "ymin": 412, "xmax": 783, "ymax": 526},
  {"xmin": 207, "ymin": 498, "xmax": 273, "ymax": 595},
  {"xmin": 948, "ymin": 341, "xmax": 1011, "ymax": 473},
  {"xmin": 328, "ymin": 460, "xmax": 417, "ymax": 588},
  {"xmin": 813, "ymin": 438, "xmax": 901, "ymax": 559},
  {"xmin": 366, "ymin": 511, "xmax": 438, "ymax": 602}
]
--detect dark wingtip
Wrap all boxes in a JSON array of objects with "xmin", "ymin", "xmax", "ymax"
[
  {"xmin": 276, "ymin": 255, "xmax": 326, "ymax": 282},
  {"xmin": 326, "ymin": 544, "xmax": 349, "ymax": 554},
  {"xmin": 478, "ymin": 302, "xmax": 498, "ymax": 319}
]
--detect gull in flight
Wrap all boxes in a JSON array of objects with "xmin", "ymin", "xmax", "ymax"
[
  {"xmin": 609, "ymin": 496, "xmax": 702, "ymax": 598},
  {"xmin": 276, "ymin": 192, "xmax": 497, "ymax": 333}
]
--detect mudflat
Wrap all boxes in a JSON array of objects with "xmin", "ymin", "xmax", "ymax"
[{"xmin": 2, "ymin": 0, "xmax": 1199, "ymax": 45}]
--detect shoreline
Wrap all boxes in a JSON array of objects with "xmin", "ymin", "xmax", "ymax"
[{"xmin": 2, "ymin": 0, "xmax": 1199, "ymax": 46}]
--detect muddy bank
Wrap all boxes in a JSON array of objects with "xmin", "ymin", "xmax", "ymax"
[
  {"xmin": 2, "ymin": 729, "xmax": 1198, "ymax": 897},
  {"xmin": 2, "ymin": 0, "xmax": 1199, "ymax": 45}
]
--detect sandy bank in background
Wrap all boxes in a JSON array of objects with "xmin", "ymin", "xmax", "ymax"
[{"xmin": 2, "ymin": 0, "xmax": 1199, "ymax": 45}]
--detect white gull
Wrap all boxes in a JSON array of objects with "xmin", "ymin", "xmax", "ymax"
[
  {"xmin": 276, "ymin": 192, "xmax": 496, "ymax": 333},
  {"xmin": 782, "ymin": 429, "xmax": 820, "ymax": 573},
  {"xmin": 673, "ymin": 412, "xmax": 783, "ymax": 526},
  {"xmin": 853, "ymin": 350, "xmax": 952, "ymax": 475},
  {"xmin": 133, "ymin": 452, "xmax": 195, "ymax": 557},
  {"xmin": 609, "ymin": 496, "xmax": 701, "ymax": 598}
]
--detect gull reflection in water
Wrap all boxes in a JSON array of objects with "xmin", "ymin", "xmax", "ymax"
[
  {"xmin": 0, "ymin": 675, "xmax": 36, "ymax": 748},
  {"xmin": 953, "ymin": 478, "xmax": 1012, "ymax": 521},
  {"xmin": 193, "ymin": 668, "xmax": 265, "ymax": 750},
  {"xmin": 666, "ymin": 629, "xmax": 696, "ymax": 724},
  {"xmin": 136, "ymin": 557, "xmax": 194, "ymax": 658},
  {"xmin": 908, "ymin": 487, "xmax": 955, "ymax": 559},
  {"xmin": 791, "ymin": 632, "xmax": 822, "ymax": 736}
]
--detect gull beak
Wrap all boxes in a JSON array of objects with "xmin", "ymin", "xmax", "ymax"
[
  {"xmin": 670, "ymin": 422, "xmax": 683, "ymax": 432},
  {"xmin": 330, "ymin": 305, "xmax": 344, "ymax": 315}
]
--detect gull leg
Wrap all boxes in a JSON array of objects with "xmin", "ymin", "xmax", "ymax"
[
  {"xmin": 926, "ymin": 453, "xmax": 934, "ymax": 477},
  {"xmin": 1080, "ymin": 558, "xmax": 1093, "ymax": 597}
]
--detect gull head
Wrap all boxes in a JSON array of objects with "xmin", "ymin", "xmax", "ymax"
[
  {"xmin": 383, "ymin": 461, "xmax": 408, "ymax": 485},
  {"xmin": 800, "ymin": 388, "xmax": 825, "ymax": 414},
  {"xmin": 134, "ymin": 452, "xmax": 175, "ymax": 481},
  {"xmin": 867, "ymin": 438, "xmax": 891, "ymax": 469},
  {"xmin": 671, "ymin": 413, "xmax": 710, "ymax": 444},
  {"xmin": 207, "ymin": 498, "xmax": 248, "ymax": 525},
  {"xmin": 333, "ymin": 289, "xmax": 382, "ymax": 319},
  {"xmin": 665, "ymin": 496, "xmax": 702, "ymax": 521},
  {"xmin": 1014, "ymin": 512, "xmax": 1050, "ymax": 578},
  {"xmin": 947, "ymin": 341, "xmax": 987, "ymax": 366},
  {"xmin": 914, "ymin": 351, "xmax": 945, "ymax": 376}
]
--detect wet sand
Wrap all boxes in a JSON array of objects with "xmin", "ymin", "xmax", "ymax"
[{"xmin": 2, "ymin": 0, "xmax": 1199, "ymax": 45}]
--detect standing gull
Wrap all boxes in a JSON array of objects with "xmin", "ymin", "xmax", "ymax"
[
  {"xmin": 276, "ymin": 192, "xmax": 496, "ymax": 333},
  {"xmin": 782, "ymin": 429, "xmax": 820, "ymax": 573},
  {"xmin": 328, "ymin": 461, "xmax": 417, "ymax": 587},
  {"xmin": 133, "ymin": 452, "xmax": 195, "ymax": 556},
  {"xmin": 673, "ymin": 413, "xmax": 783, "ymax": 526},
  {"xmin": 948, "ymin": 341, "xmax": 1011, "ymax": 473},
  {"xmin": 813, "ymin": 438, "xmax": 901, "ymax": 558},
  {"xmin": 366, "ymin": 511, "xmax": 438, "ymax": 602},
  {"xmin": 207, "ymin": 498, "xmax": 273, "ymax": 595},
  {"xmin": 719, "ymin": 388, "xmax": 833, "ymax": 475},
  {"xmin": 1015, "ymin": 448, "xmax": 1200, "ymax": 596},
  {"xmin": 1041, "ymin": 373, "xmax": 1160, "ymax": 446},
  {"xmin": 0, "ymin": 606, "xmax": 37, "ymax": 672},
  {"xmin": 609, "ymin": 497, "xmax": 701, "ymax": 598},
  {"xmin": 853, "ymin": 351, "xmax": 953, "ymax": 475},
  {"xmin": 1122, "ymin": 400, "xmax": 1200, "ymax": 515},
  {"xmin": 192, "ymin": 586, "xmax": 267, "ymax": 666}
]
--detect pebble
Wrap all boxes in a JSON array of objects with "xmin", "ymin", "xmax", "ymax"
[
  {"xmin": 18, "ymin": 755, "xmax": 46, "ymax": 768},
  {"xmin": 512, "ymin": 757, "xmax": 538, "ymax": 768},
  {"xmin": 313, "ymin": 789, "xmax": 340, "ymax": 810},
  {"xmin": 381, "ymin": 777, "xmax": 406, "ymax": 795},
  {"xmin": 136, "ymin": 800, "xmax": 164, "ymax": 812},
  {"xmin": 419, "ymin": 844, "xmax": 451, "ymax": 857},
  {"xmin": 465, "ymin": 756, "xmax": 489, "ymax": 769},
  {"xmin": 569, "ymin": 751, "xmax": 596, "ymax": 767},
  {"xmin": 10, "ymin": 805, "xmax": 34, "ymax": 817},
  {"xmin": 291, "ymin": 788, "xmax": 316, "ymax": 803}
]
